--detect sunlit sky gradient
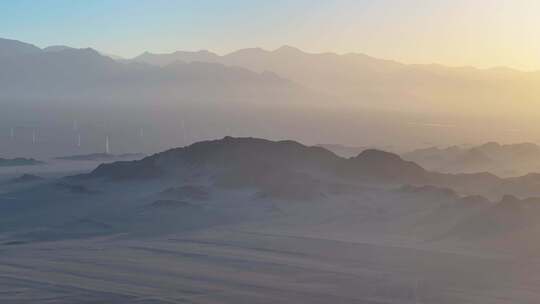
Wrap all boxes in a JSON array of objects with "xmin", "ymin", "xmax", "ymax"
[{"xmin": 1, "ymin": 0, "xmax": 540, "ymax": 70}]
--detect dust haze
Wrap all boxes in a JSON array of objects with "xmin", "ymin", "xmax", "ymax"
[{"xmin": 2, "ymin": 35, "xmax": 540, "ymax": 303}]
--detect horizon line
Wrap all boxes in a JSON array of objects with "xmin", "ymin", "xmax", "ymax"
[{"xmin": 2, "ymin": 36, "xmax": 538, "ymax": 73}]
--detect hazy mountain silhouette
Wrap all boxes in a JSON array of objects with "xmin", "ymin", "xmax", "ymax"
[
  {"xmin": 85, "ymin": 136, "xmax": 428, "ymax": 184},
  {"xmin": 0, "ymin": 38, "xmax": 41, "ymax": 56},
  {"xmin": 133, "ymin": 45, "xmax": 540, "ymax": 116},
  {"xmin": 4, "ymin": 136, "xmax": 540, "ymax": 303},
  {"xmin": 43, "ymin": 45, "xmax": 75, "ymax": 52},
  {"xmin": 404, "ymin": 142, "xmax": 540, "ymax": 177},
  {"xmin": 135, "ymin": 50, "xmax": 220, "ymax": 66},
  {"xmin": 38, "ymin": 136, "xmax": 540, "ymax": 253},
  {"xmin": 80, "ymin": 136, "xmax": 540, "ymax": 200},
  {"xmin": 87, "ymin": 137, "xmax": 341, "ymax": 181},
  {"xmin": 4, "ymin": 37, "xmax": 540, "ymax": 158},
  {"xmin": 0, "ymin": 38, "xmax": 305, "ymax": 106},
  {"xmin": 316, "ymin": 144, "xmax": 369, "ymax": 158},
  {"xmin": 340, "ymin": 149, "xmax": 429, "ymax": 183}
]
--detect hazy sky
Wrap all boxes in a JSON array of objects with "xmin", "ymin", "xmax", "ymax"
[{"xmin": 1, "ymin": 0, "xmax": 539, "ymax": 70}]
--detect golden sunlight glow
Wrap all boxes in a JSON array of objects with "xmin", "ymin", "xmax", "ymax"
[{"xmin": 303, "ymin": 1, "xmax": 540, "ymax": 70}]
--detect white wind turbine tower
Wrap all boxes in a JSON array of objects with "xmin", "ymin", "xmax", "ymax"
[
  {"xmin": 77, "ymin": 133, "xmax": 81, "ymax": 148},
  {"xmin": 32, "ymin": 129, "xmax": 37, "ymax": 145},
  {"xmin": 105, "ymin": 135, "xmax": 110, "ymax": 154},
  {"xmin": 414, "ymin": 277, "xmax": 422, "ymax": 304},
  {"xmin": 139, "ymin": 127, "xmax": 145, "ymax": 151}
]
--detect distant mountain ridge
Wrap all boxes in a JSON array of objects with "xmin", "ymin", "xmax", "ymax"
[
  {"xmin": 0, "ymin": 38, "xmax": 306, "ymax": 106},
  {"xmin": 4, "ymin": 36, "xmax": 540, "ymax": 117},
  {"xmin": 132, "ymin": 44, "xmax": 540, "ymax": 116},
  {"xmin": 43, "ymin": 45, "xmax": 75, "ymax": 52},
  {"xmin": 316, "ymin": 144, "xmax": 369, "ymax": 158},
  {"xmin": 403, "ymin": 142, "xmax": 540, "ymax": 177},
  {"xmin": 3, "ymin": 37, "xmax": 540, "ymax": 156},
  {"xmin": 0, "ymin": 38, "xmax": 41, "ymax": 56}
]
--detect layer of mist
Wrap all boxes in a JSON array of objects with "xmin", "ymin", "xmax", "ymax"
[{"xmin": 2, "ymin": 137, "xmax": 540, "ymax": 302}]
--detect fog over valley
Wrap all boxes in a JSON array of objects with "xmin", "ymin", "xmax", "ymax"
[{"xmin": 4, "ymin": 137, "xmax": 540, "ymax": 302}]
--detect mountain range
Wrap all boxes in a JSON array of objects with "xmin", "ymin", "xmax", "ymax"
[
  {"xmin": 403, "ymin": 142, "xmax": 540, "ymax": 177},
  {"xmin": 84, "ymin": 137, "xmax": 540, "ymax": 200},
  {"xmin": 2, "ymin": 37, "xmax": 540, "ymax": 157},
  {"xmin": 75, "ymin": 137, "xmax": 540, "ymax": 252},
  {"xmin": 3, "ymin": 136, "xmax": 540, "ymax": 302},
  {"xmin": 4, "ymin": 32, "xmax": 540, "ymax": 302},
  {"xmin": 133, "ymin": 45, "xmax": 540, "ymax": 118},
  {"xmin": 0, "ymin": 38, "xmax": 304, "ymax": 106},
  {"xmin": 5, "ymin": 35, "xmax": 540, "ymax": 116},
  {"xmin": 4, "ymin": 136, "xmax": 540, "ymax": 248}
]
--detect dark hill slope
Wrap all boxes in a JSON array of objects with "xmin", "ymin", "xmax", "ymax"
[{"xmin": 85, "ymin": 137, "xmax": 540, "ymax": 199}]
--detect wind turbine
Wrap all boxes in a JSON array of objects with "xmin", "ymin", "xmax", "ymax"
[
  {"xmin": 414, "ymin": 277, "xmax": 422, "ymax": 304},
  {"xmin": 105, "ymin": 135, "xmax": 110, "ymax": 154}
]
